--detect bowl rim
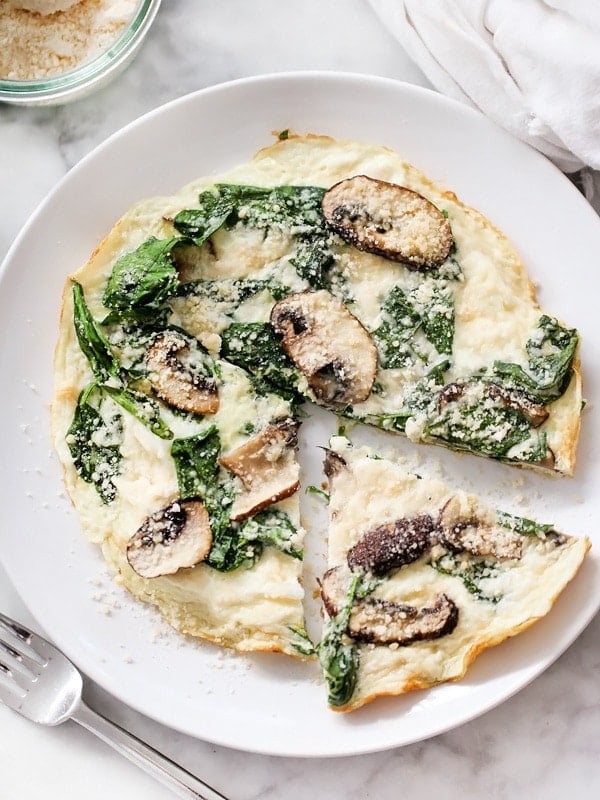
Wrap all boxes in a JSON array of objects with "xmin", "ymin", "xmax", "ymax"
[{"xmin": 0, "ymin": 0, "xmax": 162, "ymax": 104}]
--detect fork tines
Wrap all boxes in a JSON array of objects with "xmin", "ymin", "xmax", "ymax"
[{"xmin": 0, "ymin": 613, "xmax": 46, "ymax": 690}]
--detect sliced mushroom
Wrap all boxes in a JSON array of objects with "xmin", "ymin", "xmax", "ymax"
[
  {"xmin": 438, "ymin": 495, "xmax": 523, "ymax": 560},
  {"xmin": 219, "ymin": 418, "xmax": 300, "ymax": 521},
  {"xmin": 437, "ymin": 382, "xmax": 466, "ymax": 412},
  {"xmin": 486, "ymin": 383, "xmax": 549, "ymax": 427},
  {"xmin": 145, "ymin": 330, "xmax": 218, "ymax": 415},
  {"xmin": 270, "ymin": 290, "xmax": 377, "ymax": 408},
  {"xmin": 126, "ymin": 499, "xmax": 212, "ymax": 578},
  {"xmin": 437, "ymin": 381, "xmax": 548, "ymax": 428},
  {"xmin": 535, "ymin": 446, "xmax": 556, "ymax": 471},
  {"xmin": 545, "ymin": 529, "xmax": 569, "ymax": 547},
  {"xmin": 347, "ymin": 516, "xmax": 434, "ymax": 577},
  {"xmin": 322, "ymin": 448, "xmax": 348, "ymax": 480},
  {"xmin": 321, "ymin": 566, "xmax": 458, "ymax": 645},
  {"xmin": 322, "ymin": 175, "xmax": 453, "ymax": 270}
]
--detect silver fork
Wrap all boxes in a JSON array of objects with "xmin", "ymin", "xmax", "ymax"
[{"xmin": 0, "ymin": 611, "xmax": 229, "ymax": 800}]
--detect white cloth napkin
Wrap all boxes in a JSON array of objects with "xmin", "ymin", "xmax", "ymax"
[{"xmin": 368, "ymin": 0, "xmax": 600, "ymax": 211}]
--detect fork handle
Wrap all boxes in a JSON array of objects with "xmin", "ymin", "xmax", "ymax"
[{"xmin": 72, "ymin": 701, "xmax": 229, "ymax": 800}]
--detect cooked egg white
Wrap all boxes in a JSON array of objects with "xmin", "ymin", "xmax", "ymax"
[{"xmin": 325, "ymin": 438, "xmax": 590, "ymax": 711}]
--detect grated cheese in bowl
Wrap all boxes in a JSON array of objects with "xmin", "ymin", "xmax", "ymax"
[
  {"xmin": 0, "ymin": 0, "xmax": 140, "ymax": 82},
  {"xmin": 6, "ymin": 1, "xmax": 83, "ymax": 14}
]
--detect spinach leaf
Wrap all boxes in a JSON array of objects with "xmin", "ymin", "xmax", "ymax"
[
  {"xmin": 172, "ymin": 189, "xmax": 235, "ymax": 245},
  {"xmin": 405, "ymin": 359, "xmax": 451, "ymax": 415},
  {"xmin": 72, "ymin": 282, "xmax": 121, "ymax": 383},
  {"xmin": 373, "ymin": 277, "xmax": 454, "ymax": 369},
  {"xmin": 357, "ymin": 360, "xmax": 449, "ymax": 434},
  {"xmin": 374, "ymin": 282, "xmax": 456, "ymax": 368},
  {"xmin": 103, "ymin": 385, "xmax": 173, "ymax": 440},
  {"xmin": 174, "ymin": 184, "xmax": 327, "ymax": 243},
  {"xmin": 103, "ymin": 321, "xmax": 162, "ymax": 377},
  {"xmin": 220, "ymin": 322, "xmax": 303, "ymax": 395},
  {"xmin": 425, "ymin": 388, "xmax": 532, "ymax": 458},
  {"xmin": 493, "ymin": 316, "xmax": 578, "ymax": 403},
  {"xmin": 305, "ymin": 485, "xmax": 330, "ymax": 503},
  {"xmin": 287, "ymin": 626, "xmax": 316, "ymax": 657},
  {"xmin": 373, "ymin": 285, "xmax": 422, "ymax": 368},
  {"xmin": 505, "ymin": 429, "xmax": 549, "ymax": 465},
  {"xmin": 355, "ymin": 410, "xmax": 412, "ymax": 434},
  {"xmin": 495, "ymin": 510, "xmax": 554, "ymax": 538},
  {"xmin": 317, "ymin": 573, "xmax": 362, "ymax": 708},
  {"xmin": 419, "ymin": 285, "xmax": 454, "ymax": 355},
  {"xmin": 290, "ymin": 234, "xmax": 334, "ymax": 289},
  {"xmin": 72, "ymin": 285, "xmax": 173, "ymax": 438},
  {"xmin": 210, "ymin": 527, "xmax": 263, "ymax": 573},
  {"xmin": 239, "ymin": 509, "xmax": 303, "ymax": 559},
  {"xmin": 177, "ymin": 277, "xmax": 289, "ymax": 303},
  {"xmin": 102, "ymin": 237, "xmax": 185, "ymax": 315},
  {"xmin": 216, "ymin": 183, "xmax": 326, "ymax": 231},
  {"xmin": 66, "ymin": 384, "xmax": 122, "ymax": 504},
  {"xmin": 171, "ymin": 428, "xmax": 261, "ymax": 572},
  {"xmin": 430, "ymin": 554, "xmax": 501, "ymax": 603},
  {"xmin": 171, "ymin": 425, "xmax": 221, "ymax": 498}
]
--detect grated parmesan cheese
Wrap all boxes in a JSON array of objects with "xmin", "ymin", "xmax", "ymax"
[
  {"xmin": 7, "ymin": 1, "xmax": 81, "ymax": 14},
  {"xmin": 0, "ymin": 0, "xmax": 138, "ymax": 80}
]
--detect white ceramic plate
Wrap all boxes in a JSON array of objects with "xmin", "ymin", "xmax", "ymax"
[{"xmin": 1, "ymin": 73, "xmax": 599, "ymax": 758}]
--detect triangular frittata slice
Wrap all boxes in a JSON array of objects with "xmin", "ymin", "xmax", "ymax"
[{"xmin": 319, "ymin": 437, "xmax": 590, "ymax": 711}]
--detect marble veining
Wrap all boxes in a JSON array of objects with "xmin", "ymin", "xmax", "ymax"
[{"xmin": 0, "ymin": 1, "xmax": 598, "ymax": 798}]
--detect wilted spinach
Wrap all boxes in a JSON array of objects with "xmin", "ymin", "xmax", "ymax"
[
  {"xmin": 317, "ymin": 573, "xmax": 362, "ymax": 707},
  {"xmin": 239, "ymin": 509, "xmax": 302, "ymax": 559},
  {"xmin": 66, "ymin": 383, "xmax": 122, "ymax": 504},
  {"xmin": 374, "ymin": 282, "xmax": 455, "ymax": 369},
  {"xmin": 290, "ymin": 233, "xmax": 335, "ymax": 289},
  {"xmin": 495, "ymin": 510, "xmax": 554, "ymax": 538},
  {"xmin": 102, "ymin": 237, "xmax": 189, "ymax": 317},
  {"xmin": 173, "ymin": 189, "xmax": 235, "ymax": 245},
  {"xmin": 430, "ymin": 554, "xmax": 501, "ymax": 603},
  {"xmin": 177, "ymin": 277, "xmax": 290, "ymax": 304},
  {"xmin": 102, "ymin": 384, "xmax": 173, "ymax": 440},
  {"xmin": 72, "ymin": 281, "xmax": 121, "ymax": 383},
  {"xmin": 174, "ymin": 183, "xmax": 327, "ymax": 243},
  {"xmin": 220, "ymin": 322, "xmax": 303, "ymax": 396},
  {"xmin": 493, "ymin": 316, "xmax": 578, "ymax": 403},
  {"xmin": 72, "ymin": 283, "xmax": 172, "ymax": 439},
  {"xmin": 425, "ymin": 389, "xmax": 533, "ymax": 459}
]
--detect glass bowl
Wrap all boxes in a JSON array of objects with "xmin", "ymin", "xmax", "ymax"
[{"xmin": 0, "ymin": 0, "xmax": 162, "ymax": 106}]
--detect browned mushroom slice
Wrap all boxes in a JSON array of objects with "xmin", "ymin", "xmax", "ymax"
[
  {"xmin": 322, "ymin": 175, "xmax": 453, "ymax": 270},
  {"xmin": 270, "ymin": 290, "xmax": 377, "ymax": 408},
  {"xmin": 486, "ymin": 383, "xmax": 549, "ymax": 427},
  {"xmin": 347, "ymin": 516, "xmax": 434, "ymax": 577},
  {"xmin": 438, "ymin": 496, "xmax": 523, "ymax": 560},
  {"xmin": 145, "ymin": 330, "xmax": 218, "ymax": 415},
  {"xmin": 219, "ymin": 418, "xmax": 300, "ymax": 521},
  {"xmin": 349, "ymin": 594, "xmax": 458, "ymax": 644},
  {"xmin": 126, "ymin": 499, "xmax": 212, "ymax": 578},
  {"xmin": 320, "ymin": 567, "xmax": 458, "ymax": 645},
  {"xmin": 437, "ymin": 382, "xmax": 466, "ymax": 412},
  {"xmin": 535, "ymin": 447, "xmax": 556, "ymax": 471},
  {"xmin": 438, "ymin": 381, "xmax": 548, "ymax": 428},
  {"xmin": 323, "ymin": 448, "xmax": 348, "ymax": 480}
]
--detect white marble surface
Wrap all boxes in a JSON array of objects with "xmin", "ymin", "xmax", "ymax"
[{"xmin": 1, "ymin": 1, "xmax": 599, "ymax": 798}]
